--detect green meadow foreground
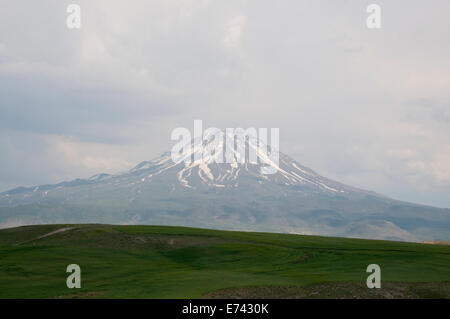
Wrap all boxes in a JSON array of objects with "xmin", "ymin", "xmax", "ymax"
[{"xmin": 0, "ymin": 224, "xmax": 449, "ymax": 299}]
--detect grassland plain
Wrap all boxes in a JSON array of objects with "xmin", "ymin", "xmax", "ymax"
[{"xmin": 0, "ymin": 224, "xmax": 449, "ymax": 299}]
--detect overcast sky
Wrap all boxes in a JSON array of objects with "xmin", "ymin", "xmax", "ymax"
[{"xmin": 1, "ymin": 0, "xmax": 449, "ymax": 207}]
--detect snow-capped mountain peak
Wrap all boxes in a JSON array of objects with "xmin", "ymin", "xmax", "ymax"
[{"xmin": 1, "ymin": 135, "xmax": 449, "ymax": 243}]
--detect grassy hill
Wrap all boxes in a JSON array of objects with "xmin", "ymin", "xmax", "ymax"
[{"xmin": 0, "ymin": 224, "xmax": 449, "ymax": 298}]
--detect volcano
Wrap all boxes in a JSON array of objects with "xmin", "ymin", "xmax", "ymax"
[{"xmin": 1, "ymin": 134, "xmax": 449, "ymax": 242}]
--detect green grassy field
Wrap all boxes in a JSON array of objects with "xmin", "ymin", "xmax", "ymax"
[{"xmin": 0, "ymin": 224, "xmax": 449, "ymax": 298}]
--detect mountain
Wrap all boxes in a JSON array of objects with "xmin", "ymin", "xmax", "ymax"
[{"xmin": 0, "ymin": 133, "xmax": 449, "ymax": 242}]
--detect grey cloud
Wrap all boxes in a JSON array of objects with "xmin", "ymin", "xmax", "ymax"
[
  {"xmin": 0, "ymin": 70, "xmax": 178, "ymax": 143},
  {"xmin": 0, "ymin": 0, "xmax": 450, "ymax": 207}
]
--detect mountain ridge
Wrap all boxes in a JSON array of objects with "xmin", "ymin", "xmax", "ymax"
[{"xmin": 1, "ymin": 142, "xmax": 449, "ymax": 242}]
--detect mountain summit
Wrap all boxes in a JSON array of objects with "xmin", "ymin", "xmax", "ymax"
[{"xmin": 1, "ymin": 139, "xmax": 449, "ymax": 242}]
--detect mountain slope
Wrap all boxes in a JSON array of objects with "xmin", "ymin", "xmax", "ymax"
[{"xmin": 0, "ymin": 137, "xmax": 449, "ymax": 241}]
